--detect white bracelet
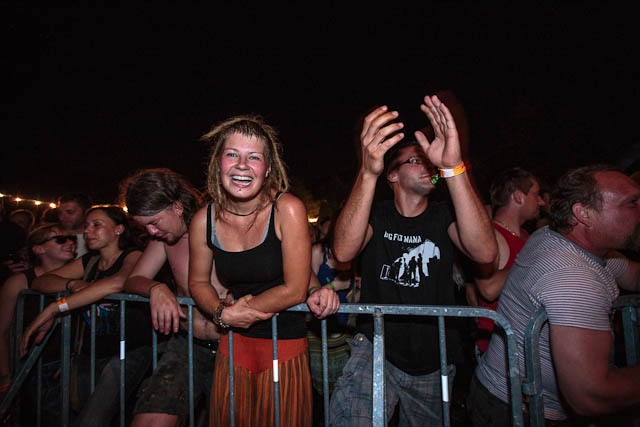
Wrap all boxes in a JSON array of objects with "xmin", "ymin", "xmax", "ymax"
[{"xmin": 57, "ymin": 297, "xmax": 69, "ymax": 313}]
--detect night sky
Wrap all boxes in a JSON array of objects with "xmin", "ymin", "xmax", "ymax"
[{"xmin": 3, "ymin": 5, "xmax": 639, "ymax": 215}]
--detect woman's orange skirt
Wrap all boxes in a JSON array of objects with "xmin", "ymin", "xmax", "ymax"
[{"xmin": 211, "ymin": 333, "xmax": 312, "ymax": 427}]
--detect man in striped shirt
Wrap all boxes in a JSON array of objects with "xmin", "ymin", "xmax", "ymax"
[{"xmin": 469, "ymin": 165, "xmax": 640, "ymax": 424}]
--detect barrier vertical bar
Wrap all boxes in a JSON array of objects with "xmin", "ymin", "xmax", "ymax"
[
  {"xmin": 321, "ymin": 318, "xmax": 329, "ymax": 427},
  {"xmin": 36, "ymin": 294, "xmax": 44, "ymax": 427},
  {"xmin": 622, "ymin": 306, "xmax": 639, "ymax": 366},
  {"xmin": 0, "ymin": 319, "xmax": 59, "ymax": 421},
  {"xmin": 14, "ymin": 292, "xmax": 25, "ymax": 375},
  {"xmin": 504, "ymin": 329, "xmax": 524, "ymax": 427},
  {"xmin": 228, "ymin": 330, "xmax": 235, "ymax": 427},
  {"xmin": 372, "ymin": 308, "xmax": 385, "ymax": 427},
  {"xmin": 61, "ymin": 310, "xmax": 71, "ymax": 427},
  {"xmin": 188, "ymin": 305, "xmax": 195, "ymax": 427},
  {"xmin": 523, "ymin": 308, "xmax": 547, "ymax": 427},
  {"xmin": 437, "ymin": 316, "xmax": 450, "ymax": 427},
  {"xmin": 152, "ymin": 328, "xmax": 158, "ymax": 371},
  {"xmin": 90, "ymin": 303, "xmax": 96, "ymax": 393},
  {"xmin": 120, "ymin": 300, "xmax": 126, "ymax": 427},
  {"xmin": 272, "ymin": 316, "xmax": 280, "ymax": 427}
]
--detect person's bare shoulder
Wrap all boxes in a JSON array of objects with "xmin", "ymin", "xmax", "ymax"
[{"xmin": 275, "ymin": 193, "xmax": 306, "ymax": 214}]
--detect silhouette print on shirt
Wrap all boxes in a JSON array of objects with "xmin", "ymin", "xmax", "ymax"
[{"xmin": 379, "ymin": 233, "xmax": 441, "ymax": 288}]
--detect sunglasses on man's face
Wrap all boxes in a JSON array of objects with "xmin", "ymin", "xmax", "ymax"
[{"xmin": 41, "ymin": 235, "xmax": 77, "ymax": 245}]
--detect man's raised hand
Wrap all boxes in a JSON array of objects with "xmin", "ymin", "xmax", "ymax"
[
  {"xmin": 360, "ymin": 106, "xmax": 404, "ymax": 177},
  {"xmin": 415, "ymin": 95, "xmax": 462, "ymax": 169}
]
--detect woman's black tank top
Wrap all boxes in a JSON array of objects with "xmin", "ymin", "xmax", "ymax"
[{"xmin": 206, "ymin": 198, "xmax": 305, "ymax": 339}]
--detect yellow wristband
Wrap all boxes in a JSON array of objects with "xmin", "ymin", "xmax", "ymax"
[{"xmin": 439, "ymin": 162, "xmax": 466, "ymax": 178}]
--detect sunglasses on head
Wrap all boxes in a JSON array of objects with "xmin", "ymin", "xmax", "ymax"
[{"xmin": 41, "ymin": 235, "xmax": 77, "ymax": 245}]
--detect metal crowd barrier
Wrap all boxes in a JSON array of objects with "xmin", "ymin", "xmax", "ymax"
[
  {"xmin": 523, "ymin": 294, "xmax": 640, "ymax": 427},
  {"xmin": 613, "ymin": 294, "xmax": 640, "ymax": 366},
  {"xmin": 2, "ymin": 293, "xmax": 526, "ymax": 427}
]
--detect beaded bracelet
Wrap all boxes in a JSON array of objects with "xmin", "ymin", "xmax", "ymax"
[{"xmin": 212, "ymin": 303, "xmax": 229, "ymax": 329}]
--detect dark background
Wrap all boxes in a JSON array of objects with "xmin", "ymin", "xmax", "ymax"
[{"xmin": 3, "ymin": 5, "xmax": 639, "ymax": 216}]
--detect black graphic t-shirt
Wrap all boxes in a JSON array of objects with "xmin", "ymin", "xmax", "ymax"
[{"xmin": 357, "ymin": 199, "xmax": 455, "ymax": 375}]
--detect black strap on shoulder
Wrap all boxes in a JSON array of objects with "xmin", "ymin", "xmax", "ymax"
[
  {"xmin": 83, "ymin": 255, "xmax": 101, "ymax": 282},
  {"xmin": 206, "ymin": 204, "xmax": 213, "ymax": 248}
]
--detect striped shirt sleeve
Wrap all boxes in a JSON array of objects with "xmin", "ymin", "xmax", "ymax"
[
  {"xmin": 605, "ymin": 256, "xmax": 629, "ymax": 279},
  {"xmin": 538, "ymin": 268, "xmax": 613, "ymax": 331}
]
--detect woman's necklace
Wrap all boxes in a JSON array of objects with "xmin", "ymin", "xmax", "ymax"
[
  {"xmin": 493, "ymin": 219, "xmax": 519, "ymax": 238},
  {"xmin": 225, "ymin": 206, "xmax": 258, "ymax": 217}
]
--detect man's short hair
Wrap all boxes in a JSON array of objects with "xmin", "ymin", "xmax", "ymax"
[
  {"xmin": 489, "ymin": 167, "xmax": 536, "ymax": 211},
  {"xmin": 57, "ymin": 193, "xmax": 92, "ymax": 213},
  {"xmin": 549, "ymin": 164, "xmax": 619, "ymax": 234},
  {"xmin": 119, "ymin": 168, "xmax": 202, "ymax": 228}
]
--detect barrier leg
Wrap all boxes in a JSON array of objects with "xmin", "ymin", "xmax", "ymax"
[
  {"xmin": 61, "ymin": 313, "xmax": 71, "ymax": 427},
  {"xmin": 372, "ymin": 309, "xmax": 385, "ymax": 427},
  {"xmin": 188, "ymin": 305, "xmax": 195, "ymax": 427},
  {"xmin": 120, "ymin": 301, "xmax": 126, "ymax": 427},
  {"xmin": 272, "ymin": 316, "xmax": 280, "ymax": 427},
  {"xmin": 622, "ymin": 306, "xmax": 639, "ymax": 366},
  {"xmin": 437, "ymin": 316, "xmax": 450, "ymax": 427},
  {"xmin": 321, "ymin": 318, "xmax": 329, "ymax": 427},
  {"xmin": 228, "ymin": 331, "xmax": 234, "ymax": 427},
  {"xmin": 36, "ymin": 294, "xmax": 44, "ymax": 427},
  {"xmin": 524, "ymin": 308, "xmax": 547, "ymax": 427},
  {"xmin": 90, "ymin": 304, "xmax": 96, "ymax": 393}
]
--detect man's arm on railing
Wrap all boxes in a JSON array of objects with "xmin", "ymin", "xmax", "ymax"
[
  {"xmin": 125, "ymin": 239, "xmax": 185, "ymax": 334},
  {"xmin": 551, "ymin": 324, "xmax": 640, "ymax": 416}
]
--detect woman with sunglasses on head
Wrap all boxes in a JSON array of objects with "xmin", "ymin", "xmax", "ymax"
[
  {"xmin": 189, "ymin": 116, "xmax": 339, "ymax": 427},
  {"xmin": 21, "ymin": 205, "xmax": 148, "ymax": 427},
  {"xmin": 0, "ymin": 223, "xmax": 76, "ymax": 397}
]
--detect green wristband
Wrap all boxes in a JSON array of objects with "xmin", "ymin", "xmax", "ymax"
[
  {"xmin": 308, "ymin": 286, "xmax": 321, "ymax": 296},
  {"xmin": 326, "ymin": 282, "xmax": 336, "ymax": 292}
]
